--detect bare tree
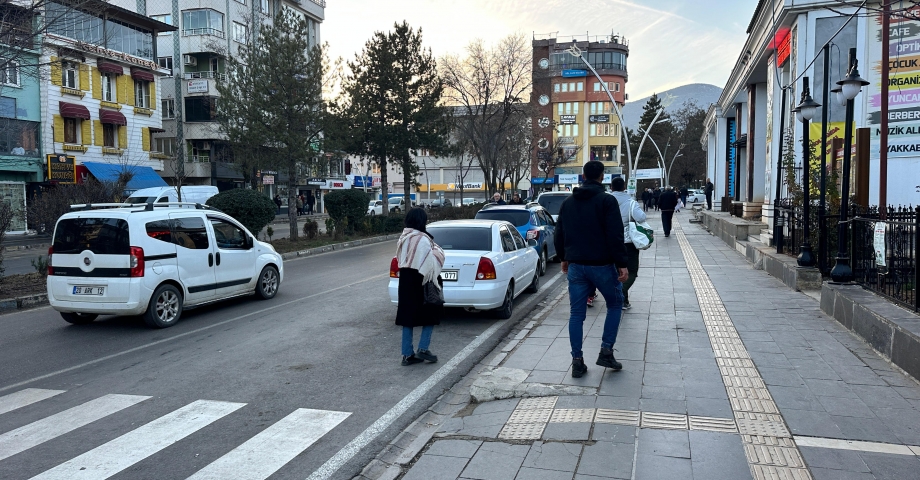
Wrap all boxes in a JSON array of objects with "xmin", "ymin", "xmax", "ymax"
[{"xmin": 441, "ymin": 33, "xmax": 533, "ymax": 196}]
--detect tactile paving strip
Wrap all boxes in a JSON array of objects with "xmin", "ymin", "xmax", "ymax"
[
  {"xmin": 675, "ymin": 224, "xmax": 812, "ymax": 479},
  {"xmin": 498, "ymin": 422, "xmax": 546, "ymax": 440},
  {"xmin": 594, "ymin": 409, "xmax": 640, "ymax": 426},
  {"xmin": 689, "ymin": 416, "xmax": 738, "ymax": 433},
  {"xmin": 507, "ymin": 408, "xmax": 553, "ymax": 424},
  {"xmin": 640, "ymin": 412, "xmax": 688, "ymax": 430},
  {"xmin": 550, "ymin": 408, "xmax": 596, "ymax": 423},
  {"xmin": 517, "ymin": 397, "xmax": 558, "ymax": 410}
]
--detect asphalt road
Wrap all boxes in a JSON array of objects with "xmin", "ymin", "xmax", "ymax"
[{"xmin": 0, "ymin": 240, "xmax": 563, "ymax": 479}]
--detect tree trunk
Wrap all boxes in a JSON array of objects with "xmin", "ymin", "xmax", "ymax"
[
  {"xmin": 380, "ymin": 157, "xmax": 389, "ymax": 209},
  {"xmin": 402, "ymin": 156, "xmax": 412, "ymax": 209},
  {"xmin": 287, "ymin": 166, "xmax": 299, "ymax": 240}
]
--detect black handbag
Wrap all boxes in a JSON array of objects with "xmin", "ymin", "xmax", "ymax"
[{"xmin": 422, "ymin": 280, "xmax": 444, "ymax": 306}]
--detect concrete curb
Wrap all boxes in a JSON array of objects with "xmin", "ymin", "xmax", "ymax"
[
  {"xmin": 2, "ymin": 242, "xmax": 51, "ymax": 251},
  {"xmin": 0, "ymin": 235, "xmax": 401, "ymax": 316}
]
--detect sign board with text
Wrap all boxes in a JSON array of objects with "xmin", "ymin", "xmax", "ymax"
[
  {"xmin": 559, "ymin": 115, "xmax": 577, "ymax": 124},
  {"xmin": 47, "ymin": 154, "xmax": 76, "ymax": 184},
  {"xmin": 589, "ymin": 114, "xmax": 610, "ymax": 123},
  {"xmin": 562, "ymin": 69, "xmax": 587, "ymax": 77},
  {"xmin": 558, "ymin": 174, "xmax": 579, "ymax": 184},
  {"xmin": 634, "ymin": 168, "xmax": 662, "ymax": 180},
  {"xmin": 262, "ymin": 175, "xmax": 274, "ymax": 185},
  {"xmin": 187, "ymin": 80, "xmax": 208, "ymax": 94}
]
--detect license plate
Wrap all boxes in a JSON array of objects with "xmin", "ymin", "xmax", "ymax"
[
  {"xmin": 441, "ymin": 270, "xmax": 458, "ymax": 281},
  {"xmin": 73, "ymin": 286, "xmax": 105, "ymax": 296}
]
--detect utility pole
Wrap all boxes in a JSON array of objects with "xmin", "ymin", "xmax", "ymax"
[{"xmin": 172, "ymin": 0, "xmax": 185, "ymax": 185}]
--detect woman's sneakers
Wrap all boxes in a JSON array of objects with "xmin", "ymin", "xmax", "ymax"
[
  {"xmin": 403, "ymin": 350, "xmax": 438, "ymax": 365},
  {"xmin": 401, "ymin": 355, "xmax": 423, "ymax": 366},
  {"xmin": 416, "ymin": 349, "xmax": 438, "ymax": 363}
]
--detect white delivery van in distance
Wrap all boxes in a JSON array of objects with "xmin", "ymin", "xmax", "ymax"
[{"xmin": 125, "ymin": 186, "xmax": 219, "ymax": 207}]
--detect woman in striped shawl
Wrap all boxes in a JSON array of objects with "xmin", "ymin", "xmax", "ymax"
[{"xmin": 395, "ymin": 207, "xmax": 446, "ymax": 366}]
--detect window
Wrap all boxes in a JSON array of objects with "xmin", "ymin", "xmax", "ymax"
[
  {"xmin": 234, "ymin": 0, "xmax": 246, "ymax": 4},
  {"xmin": 511, "ymin": 229, "xmax": 526, "ymax": 250},
  {"xmin": 576, "ymin": 82, "xmax": 583, "ymax": 92},
  {"xmin": 172, "ymin": 217, "xmax": 209, "ymax": 249},
  {"xmin": 260, "ymin": 0, "xmax": 270, "ymax": 15},
  {"xmin": 146, "ymin": 220, "xmax": 173, "ymax": 243},
  {"xmin": 0, "ymin": 97, "xmax": 16, "ymax": 118},
  {"xmin": 63, "ymin": 61, "xmax": 78, "ymax": 88},
  {"xmin": 593, "ymin": 82, "xmax": 600, "ymax": 92},
  {"xmin": 101, "ymin": 73, "xmax": 114, "ymax": 102},
  {"xmin": 63, "ymin": 118, "xmax": 78, "ymax": 143},
  {"xmin": 475, "ymin": 210, "xmax": 531, "ymax": 227},
  {"xmin": 1, "ymin": 62, "xmax": 19, "ymax": 86},
  {"xmin": 151, "ymin": 14, "xmax": 173, "ymax": 35},
  {"xmin": 105, "ymin": 18, "xmax": 154, "ymax": 60},
  {"xmin": 52, "ymin": 218, "xmax": 129, "ymax": 255},
  {"xmin": 185, "ymin": 96, "xmax": 216, "ymax": 121},
  {"xmin": 162, "ymin": 99, "xmax": 175, "ymax": 119},
  {"xmin": 155, "ymin": 137, "xmax": 176, "ymax": 155},
  {"xmin": 561, "ymin": 83, "xmax": 568, "ymax": 93},
  {"xmin": 46, "ymin": 2, "xmax": 104, "ymax": 45},
  {"xmin": 0, "ymin": 117, "xmax": 39, "ymax": 155},
  {"xmin": 557, "ymin": 103, "xmax": 563, "ymax": 115},
  {"xmin": 500, "ymin": 227, "xmax": 516, "ymax": 252},
  {"xmin": 182, "ymin": 9, "xmax": 225, "ymax": 37},
  {"xmin": 157, "ymin": 56, "xmax": 173, "ymax": 76},
  {"xmin": 590, "ymin": 145, "xmax": 617, "ymax": 163},
  {"xmin": 615, "ymin": 82, "xmax": 621, "ymax": 92},
  {"xmin": 573, "ymin": 102, "xmax": 579, "ymax": 114},
  {"xmin": 209, "ymin": 218, "xmax": 248, "ymax": 249},
  {"xmin": 553, "ymin": 83, "xmax": 560, "ymax": 93},
  {"xmin": 564, "ymin": 102, "xmax": 571, "ymax": 114},
  {"xmin": 427, "ymin": 227, "xmax": 492, "ymax": 250},
  {"xmin": 232, "ymin": 22, "xmax": 248, "ymax": 43},
  {"xmin": 573, "ymin": 124, "xmax": 579, "ymax": 136},
  {"xmin": 103, "ymin": 123, "xmax": 116, "ymax": 147},
  {"xmin": 135, "ymin": 80, "xmax": 150, "ymax": 108}
]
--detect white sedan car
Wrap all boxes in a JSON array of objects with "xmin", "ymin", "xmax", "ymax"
[
  {"xmin": 368, "ymin": 200, "xmax": 383, "ymax": 215},
  {"xmin": 686, "ymin": 189, "xmax": 706, "ymax": 204},
  {"xmin": 388, "ymin": 219, "xmax": 540, "ymax": 319}
]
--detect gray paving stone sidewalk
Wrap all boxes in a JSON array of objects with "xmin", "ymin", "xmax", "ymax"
[{"xmin": 392, "ymin": 211, "xmax": 920, "ymax": 480}]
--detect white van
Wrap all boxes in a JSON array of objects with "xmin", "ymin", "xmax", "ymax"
[{"xmin": 125, "ymin": 186, "xmax": 218, "ymax": 207}]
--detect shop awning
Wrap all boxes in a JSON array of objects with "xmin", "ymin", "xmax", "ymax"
[
  {"xmin": 148, "ymin": 127, "xmax": 165, "ymax": 133},
  {"xmin": 81, "ymin": 161, "xmax": 167, "ymax": 191},
  {"xmin": 531, "ymin": 176, "xmax": 556, "ymax": 185},
  {"xmin": 97, "ymin": 61, "xmax": 123, "ymax": 75},
  {"xmin": 59, "ymin": 102, "xmax": 90, "ymax": 119},
  {"xmin": 99, "ymin": 109, "xmax": 127, "ymax": 125},
  {"xmin": 131, "ymin": 67, "xmax": 154, "ymax": 82}
]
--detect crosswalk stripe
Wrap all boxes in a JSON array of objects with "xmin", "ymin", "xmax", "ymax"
[
  {"xmin": 187, "ymin": 408, "xmax": 351, "ymax": 480},
  {"xmin": 30, "ymin": 399, "xmax": 245, "ymax": 480},
  {"xmin": 0, "ymin": 394, "xmax": 150, "ymax": 462},
  {"xmin": 0, "ymin": 389, "xmax": 65, "ymax": 416}
]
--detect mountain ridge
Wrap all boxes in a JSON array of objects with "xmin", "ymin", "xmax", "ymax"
[{"xmin": 620, "ymin": 83, "xmax": 722, "ymax": 130}]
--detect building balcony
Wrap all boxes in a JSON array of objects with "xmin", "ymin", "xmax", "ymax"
[
  {"xmin": 162, "ymin": 158, "xmax": 211, "ymax": 178},
  {"xmin": 182, "ymin": 28, "xmax": 225, "ymax": 39},
  {"xmin": 184, "ymin": 71, "xmax": 226, "ymax": 81}
]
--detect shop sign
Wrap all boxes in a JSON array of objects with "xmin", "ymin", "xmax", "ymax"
[
  {"xmin": 557, "ymin": 137, "xmax": 575, "ymax": 145},
  {"xmin": 187, "ymin": 80, "xmax": 208, "ymax": 94},
  {"xmin": 559, "ymin": 115, "xmax": 576, "ymax": 124},
  {"xmin": 307, "ymin": 177, "xmax": 326, "ymax": 185},
  {"xmin": 589, "ymin": 114, "xmax": 610, "ymax": 123},
  {"xmin": 558, "ymin": 174, "xmax": 579, "ymax": 184},
  {"xmin": 47, "ymin": 154, "xmax": 76, "ymax": 184},
  {"xmin": 776, "ymin": 32, "xmax": 791, "ymax": 67},
  {"xmin": 634, "ymin": 168, "xmax": 662, "ymax": 179},
  {"xmin": 562, "ymin": 69, "xmax": 587, "ymax": 77},
  {"xmin": 324, "ymin": 179, "xmax": 352, "ymax": 189},
  {"xmin": 262, "ymin": 175, "xmax": 274, "ymax": 185}
]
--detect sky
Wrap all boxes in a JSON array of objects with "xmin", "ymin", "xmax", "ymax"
[{"xmin": 321, "ymin": 0, "xmax": 755, "ymax": 100}]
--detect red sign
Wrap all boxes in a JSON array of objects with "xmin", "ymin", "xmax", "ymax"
[
  {"xmin": 331, "ymin": 182, "xmax": 343, "ymax": 188},
  {"xmin": 776, "ymin": 32, "xmax": 791, "ymax": 67}
]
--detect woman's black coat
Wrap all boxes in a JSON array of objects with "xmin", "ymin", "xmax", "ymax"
[{"xmin": 395, "ymin": 268, "xmax": 442, "ymax": 327}]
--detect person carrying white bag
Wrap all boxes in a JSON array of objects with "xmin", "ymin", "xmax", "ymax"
[{"xmin": 610, "ymin": 177, "xmax": 651, "ymax": 310}]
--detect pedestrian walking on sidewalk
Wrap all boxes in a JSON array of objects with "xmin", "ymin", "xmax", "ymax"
[
  {"xmin": 273, "ymin": 195, "xmax": 282, "ymax": 214},
  {"xmin": 641, "ymin": 188, "xmax": 651, "ymax": 212},
  {"xmin": 658, "ymin": 187, "xmax": 679, "ymax": 237},
  {"xmin": 554, "ymin": 160, "xmax": 629, "ymax": 378},
  {"xmin": 395, "ymin": 207, "xmax": 446, "ymax": 366},
  {"xmin": 610, "ymin": 177, "xmax": 644, "ymax": 310},
  {"xmin": 653, "ymin": 187, "xmax": 661, "ymax": 211},
  {"xmin": 307, "ymin": 192, "xmax": 315, "ymax": 215},
  {"xmin": 296, "ymin": 195, "xmax": 304, "ymax": 216},
  {"xmin": 705, "ymin": 178, "xmax": 714, "ymax": 211}
]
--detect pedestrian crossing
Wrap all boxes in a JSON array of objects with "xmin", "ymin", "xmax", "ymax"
[{"xmin": 0, "ymin": 388, "xmax": 351, "ymax": 480}]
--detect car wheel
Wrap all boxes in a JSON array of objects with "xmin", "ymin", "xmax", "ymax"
[
  {"xmin": 394, "ymin": 207, "xmax": 401, "ymax": 214},
  {"xmin": 143, "ymin": 284, "xmax": 183, "ymax": 328},
  {"xmin": 526, "ymin": 269, "xmax": 540, "ymax": 293},
  {"xmin": 61, "ymin": 312, "xmax": 97, "ymax": 325},
  {"xmin": 539, "ymin": 248, "xmax": 547, "ymax": 276},
  {"xmin": 256, "ymin": 265, "xmax": 280, "ymax": 299},
  {"xmin": 494, "ymin": 284, "xmax": 514, "ymax": 319},
  {"xmin": 369, "ymin": 210, "xmax": 376, "ymax": 216}
]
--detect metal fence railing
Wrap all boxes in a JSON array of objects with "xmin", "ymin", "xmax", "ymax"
[{"xmin": 850, "ymin": 206, "xmax": 919, "ymax": 313}]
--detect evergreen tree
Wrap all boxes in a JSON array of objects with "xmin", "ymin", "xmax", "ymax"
[
  {"xmin": 216, "ymin": 10, "xmax": 328, "ymax": 240},
  {"xmin": 333, "ymin": 22, "xmax": 448, "ymax": 207}
]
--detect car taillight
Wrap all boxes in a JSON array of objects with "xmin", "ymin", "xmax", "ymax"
[
  {"xmin": 476, "ymin": 257, "xmax": 497, "ymax": 280},
  {"xmin": 526, "ymin": 229, "xmax": 539, "ymax": 240},
  {"xmin": 130, "ymin": 246, "xmax": 144, "ymax": 277},
  {"xmin": 47, "ymin": 246, "xmax": 53, "ymax": 276},
  {"xmin": 390, "ymin": 257, "xmax": 400, "ymax": 278}
]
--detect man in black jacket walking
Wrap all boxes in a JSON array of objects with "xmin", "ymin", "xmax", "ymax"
[
  {"xmin": 554, "ymin": 161, "xmax": 629, "ymax": 378},
  {"xmin": 658, "ymin": 187, "xmax": 679, "ymax": 237}
]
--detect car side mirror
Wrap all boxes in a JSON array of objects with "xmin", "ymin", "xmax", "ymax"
[
  {"xmin": 248, "ymin": 236, "xmax": 255, "ymax": 249},
  {"xmin": 527, "ymin": 239, "xmax": 537, "ymax": 248}
]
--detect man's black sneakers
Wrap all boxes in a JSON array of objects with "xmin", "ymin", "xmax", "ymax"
[
  {"xmin": 401, "ymin": 355, "xmax": 423, "ymax": 366},
  {"xmin": 596, "ymin": 348, "xmax": 623, "ymax": 370},
  {"xmin": 571, "ymin": 358, "xmax": 588, "ymax": 378},
  {"xmin": 622, "ymin": 300, "xmax": 631, "ymax": 310},
  {"xmin": 416, "ymin": 349, "xmax": 438, "ymax": 363}
]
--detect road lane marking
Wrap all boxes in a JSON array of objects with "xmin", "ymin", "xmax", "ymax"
[
  {"xmin": 0, "ymin": 394, "xmax": 150, "ymax": 462},
  {"xmin": 0, "ymin": 274, "xmax": 388, "ymax": 394},
  {"xmin": 31, "ymin": 400, "xmax": 245, "ymax": 480},
  {"xmin": 0, "ymin": 388, "xmax": 65, "ymax": 416},
  {"xmin": 187, "ymin": 408, "xmax": 351, "ymax": 480},
  {"xmin": 305, "ymin": 270, "xmax": 565, "ymax": 480}
]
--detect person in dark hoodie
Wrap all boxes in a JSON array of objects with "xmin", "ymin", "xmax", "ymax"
[
  {"xmin": 658, "ymin": 186, "xmax": 679, "ymax": 237},
  {"xmin": 554, "ymin": 161, "xmax": 629, "ymax": 378}
]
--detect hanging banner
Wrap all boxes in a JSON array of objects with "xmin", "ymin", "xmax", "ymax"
[
  {"xmin": 874, "ymin": 222, "xmax": 887, "ymax": 267},
  {"xmin": 868, "ymin": 12, "xmax": 920, "ymax": 157}
]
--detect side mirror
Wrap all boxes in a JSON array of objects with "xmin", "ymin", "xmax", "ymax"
[
  {"xmin": 527, "ymin": 239, "xmax": 538, "ymax": 248},
  {"xmin": 248, "ymin": 236, "xmax": 255, "ymax": 249}
]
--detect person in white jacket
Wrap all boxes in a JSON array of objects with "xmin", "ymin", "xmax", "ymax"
[{"xmin": 609, "ymin": 177, "xmax": 645, "ymax": 310}]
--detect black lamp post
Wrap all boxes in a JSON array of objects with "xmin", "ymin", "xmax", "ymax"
[
  {"xmin": 792, "ymin": 77, "xmax": 820, "ymax": 267},
  {"xmin": 830, "ymin": 48, "xmax": 870, "ymax": 282}
]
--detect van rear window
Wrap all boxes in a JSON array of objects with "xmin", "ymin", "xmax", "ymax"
[{"xmin": 53, "ymin": 218, "xmax": 130, "ymax": 255}]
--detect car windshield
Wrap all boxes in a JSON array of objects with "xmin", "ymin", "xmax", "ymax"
[
  {"xmin": 537, "ymin": 195, "xmax": 569, "ymax": 215},
  {"xmin": 388, "ymin": 198, "xmax": 402, "ymax": 204},
  {"xmin": 125, "ymin": 196, "xmax": 155, "ymax": 204},
  {"xmin": 474, "ymin": 210, "xmax": 531, "ymax": 227},
  {"xmin": 53, "ymin": 217, "xmax": 130, "ymax": 255},
  {"xmin": 429, "ymin": 227, "xmax": 492, "ymax": 251},
  {"xmin": 368, "ymin": 201, "xmax": 376, "ymax": 206}
]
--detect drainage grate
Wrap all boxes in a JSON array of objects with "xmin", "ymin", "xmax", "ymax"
[
  {"xmin": 594, "ymin": 409, "xmax": 640, "ymax": 426},
  {"xmin": 498, "ymin": 422, "xmax": 546, "ymax": 440},
  {"xmin": 517, "ymin": 397, "xmax": 558, "ymax": 410},
  {"xmin": 689, "ymin": 416, "xmax": 738, "ymax": 433},
  {"xmin": 640, "ymin": 412, "xmax": 688, "ymax": 430},
  {"xmin": 507, "ymin": 408, "xmax": 553, "ymax": 424},
  {"xmin": 550, "ymin": 408, "xmax": 596, "ymax": 423}
]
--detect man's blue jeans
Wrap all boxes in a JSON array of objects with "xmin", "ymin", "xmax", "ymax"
[
  {"xmin": 402, "ymin": 326, "xmax": 433, "ymax": 357},
  {"xmin": 567, "ymin": 263, "xmax": 624, "ymax": 358}
]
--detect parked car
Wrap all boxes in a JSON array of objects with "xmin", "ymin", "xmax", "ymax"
[
  {"xmin": 124, "ymin": 186, "xmax": 219, "ymax": 207},
  {"xmin": 388, "ymin": 196, "xmax": 407, "ymax": 213},
  {"xmin": 535, "ymin": 191, "xmax": 572, "ymax": 222},
  {"xmin": 388, "ymin": 219, "xmax": 540, "ymax": 319},
  {"xmin": 686, "ymin": 189, "xmax": 706, "ymax": 204},
  {"xmin": 462, "ymin": 198, "xmax": 479, "ymax": 206},
  {"xmin": 47, "ymin": 203, "xmax": 284, "ymax": 328},
  {"xmin": 426, "ymin": 198, "xmax": 453, "ymax": 209},
  {"xmin": 474, "ymin": 204, "xmax": 556, "ymax": 276},
  {"xmin": 368, "ymin": 200, "xmax": 383, "ymax": 215}
]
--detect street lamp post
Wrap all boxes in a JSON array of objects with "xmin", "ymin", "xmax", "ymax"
[
  {"xmin": 792, "ymin": 77, "xmax": 820, "ymax": 267},
  {"xmin": 636, "ymin": 129, "xmax": 671, "ymax": 187},
  {"xmin": 830, "ymin": 48, "xmax": 869, "ymax": 282},
  {"xmin": 666, "ymin": 144, "xmax": 685, "ymax": 188}
]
